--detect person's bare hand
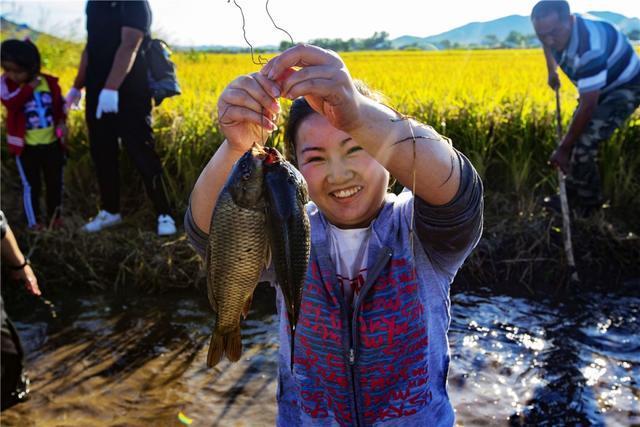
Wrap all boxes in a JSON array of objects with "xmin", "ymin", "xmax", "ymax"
[
  {"xmin": 549, "ymin": 145, "xmax": 571, "ymax": 174},
  {"xmin": 548, "ymin": 72, "xmax": 561, "ymax": 91},
  {"xmin": 261, "ymin": 44, "xmax": 366, "ymax": 134},
  {"xmin": 11, "ymin": 265, "xmax": 41, "ymax": 296},
  {"xmin": 217, "ymin": 72, "xmax": 281, "ymax": 153}
]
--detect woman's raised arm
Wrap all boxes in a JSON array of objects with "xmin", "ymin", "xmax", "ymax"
[
  {"xmin": 189, "ymin": 72, "xmax": 281, "ymax": 232},
  {"xmin": 262, "ymin": 44, "xmax": 461, "ymax": 206}
]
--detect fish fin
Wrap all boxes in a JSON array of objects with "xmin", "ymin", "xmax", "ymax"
[
  {"xmin": 225, "ymin": 327, "xmax": 243, "ymax": 362},
  {"xmin": 242, "ymin": 294, "xmax": 253, "ymax": 320},
  {"xmin": 206, "ymin": 284, "xmax": 218, "ymax": 313},
  {"xmin": 207, "ymin": 331, "xmax": 225, "ymax": 368},
  {"xmin": 264, "ymin": 235, "xmax": 272, "ymax": 269}
]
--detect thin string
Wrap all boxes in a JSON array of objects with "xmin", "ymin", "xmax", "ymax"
[
  {"xmin": 387, "ymin": 105, "xmax": 450, "ymax": 280},
  {"xmin": 386, "ymin": 105, "xmax": 418, "ymax": 264},
  {"xmin": 229, "ymin": 0, "xmax": 268, "ymax": 65},
  {"xmin": 405, "ymin": 119, "xmax": 418, "ymax": 263},
  {"xmin": 229, "ymin": 0, "xmax": 294, "ymax": 148},
  {"xmin": 230, "ymin": 0, "xmax": 296, "ymax": 65},
  {"xmin": 265, "ymin": 0, "xmax": 294, "ymax": 46}
]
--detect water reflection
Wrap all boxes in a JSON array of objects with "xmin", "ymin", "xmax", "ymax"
[
  {"xmin": 2, "ymin": 285, "xmax": 280, "ymax": 426},
  {"xmin": 450, "ymin": 285, "xmax": 639, "ymax": 427},
  {"xmin": 1, "ymin": 282, "xmax": 638, "ymax": 426}
]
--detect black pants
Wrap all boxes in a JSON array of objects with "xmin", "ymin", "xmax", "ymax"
[
  {"xmin": 85, "ymin": 90, "xmax": 171, "ymax": 216},
  {"xmin": 1, "ymin": 296, "xmax": 28, "ymax": 411},
  {"xmin": 15, "ymin": 142, "xmax": 64, "ymax": 227}
]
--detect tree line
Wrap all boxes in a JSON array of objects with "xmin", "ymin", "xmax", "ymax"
[{"xmin": 278, "ymin": 29, "xmax": 640, "ymax": 52}]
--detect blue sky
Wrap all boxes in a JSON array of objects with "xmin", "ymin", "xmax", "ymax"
[{"xmin": 1, "ymin": 0, "xmax": 639, "ymax": 47}]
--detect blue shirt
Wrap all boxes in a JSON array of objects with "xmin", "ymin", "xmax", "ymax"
[{"xmin": 553, "ymin": 14, "xmax": 640, "ymax": 94}]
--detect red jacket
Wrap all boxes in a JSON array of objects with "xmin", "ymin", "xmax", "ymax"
[{"xmin": 1, "ymin": 73, "xmax": 67, "ymax": 156}]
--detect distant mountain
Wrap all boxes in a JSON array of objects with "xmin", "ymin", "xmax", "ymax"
[
  {"xmin": 0, "ymin": 17, "xmax": 47, "ymax": 40},
  {"xmin": 589, "ymin": 11, "xmax": 640, "ymax": 33},
  {"xmin": 392, "ymin": 11, "xmax": 640, "ymax": 49},
  {"xmin": 428, "ymin": 15, "xmax": 532, "ymax": 46}
]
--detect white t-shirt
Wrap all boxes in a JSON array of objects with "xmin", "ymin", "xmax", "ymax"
[{"xmin": 327, "ymin": 223, "xmax": 372, "ymax": 307}]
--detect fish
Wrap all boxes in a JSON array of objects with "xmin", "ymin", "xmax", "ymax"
[
  {"xmin": 205, "ymin": 147, "xmax": 269, "ymax": 367},
  {"xmin": 262, "ymin": 147, "xmax": 311, "ymax": 369}
]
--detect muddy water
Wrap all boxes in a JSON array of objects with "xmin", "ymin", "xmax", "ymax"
[{"xmin": 1, "ymin": 283, "xmax": 638, "ymax": 426}]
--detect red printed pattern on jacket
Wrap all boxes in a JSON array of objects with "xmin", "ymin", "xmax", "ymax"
[{"xmin": 292, "ymin": 254, "xmax": 431, "ymax": 425}]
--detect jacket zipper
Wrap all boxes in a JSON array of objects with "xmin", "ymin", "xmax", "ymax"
[
  {"xmin": 348, "ymin": 247, "xmax": 393, "ymax": 427},
  {"xmin": 317, "ymin": 238, "xmax": 361, "ymax": 426},
  {"xmin": 338, "ymin": 279, "xmax": 360, "ymax": 426}
]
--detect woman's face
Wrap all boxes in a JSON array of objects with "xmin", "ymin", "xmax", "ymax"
[
  {"xmin": 1, "ymin": 61, "xmax": 30, "ymax": 84},
  {"xmin": 295, "ymin": 113, "xmax": 389, "ymax": 229}
]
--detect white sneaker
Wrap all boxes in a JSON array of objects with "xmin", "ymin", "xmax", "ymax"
[
  {"xmin": 82, "ymin": 210, "xmax": 122, "ymax": 233},
  {"xmin": 157, "ymin": 214, "xmax": 176, "ymax": 236}
]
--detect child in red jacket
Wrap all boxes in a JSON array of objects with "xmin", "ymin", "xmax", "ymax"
[{"xmin": 1, "ymin": 39, "xmax": 67, "ymax": 230}]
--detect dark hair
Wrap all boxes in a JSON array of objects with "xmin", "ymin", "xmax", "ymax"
[
  {"xmin": 531, "ymin": 1, "xmax": 571, "ymax": 22},
  {"xmin": 283, "ymin": 79, "xmax": 385, "ymax": 165},
  {"xmin": 0, "ymin": 39, "xmax": 41, "ymax": 79}
]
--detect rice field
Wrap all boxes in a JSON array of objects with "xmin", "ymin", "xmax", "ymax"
[
  {"xmin": 56, "ymin": 48, "xmax": 640, "ymax": 217},
  {"xmin": 3, "ymin": 39, "xmax": 638, "ymax": 290},
  {"xmin": 5, "ymin": 41, "xmax": 640, "ymax": 222}
]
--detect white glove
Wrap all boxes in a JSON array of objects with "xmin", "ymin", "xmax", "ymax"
[
  {"xmin": 64, "ymin": 87, "xmax": 82, "ymax": 111},
  {"xmin": 96, "ymin": 88, "xmax": 119, "ymax": 119}
]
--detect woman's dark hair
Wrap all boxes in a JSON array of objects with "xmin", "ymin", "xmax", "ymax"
[
  {"xmin": 531, "ymin": 1, "xmax": 571, "ymax": 22},
  {"xmin": 283, "ymin": 79, "xmax": 385, "ymax": 166},
  {"xmin": 0, "ymin": 39, "xmax": 41, "ymax": 79}
]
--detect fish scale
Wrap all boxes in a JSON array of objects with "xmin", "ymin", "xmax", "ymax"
[
  {"xmin": 206, "ymin": 150, "xmax": 268, "ymax": 367},
  {"xmin": 263, "ymin": 147, "xmax": 311, "ymax": 370}
]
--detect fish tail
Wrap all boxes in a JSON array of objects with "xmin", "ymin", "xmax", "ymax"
[
  {"xmin": 225, "ymin": 327, "xmax": 243, "ymax": 362},
  {"xmin": 207, "ymin": 331, "xmax": 225, "ymax": 368}
]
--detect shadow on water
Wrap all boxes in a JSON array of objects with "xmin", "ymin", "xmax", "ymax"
[
  {"xmin": 39, "ymin": 307, "xmax": 206, "ymax": 394},
  {"xmin": 1, "ymin": 282, "xmax": 281, "ymax": 426}
]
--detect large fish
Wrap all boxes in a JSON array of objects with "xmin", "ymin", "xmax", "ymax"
[
  {"xmin": 206, "ymin": 148, "xmax": 269, "ymax": 367},
  {"xmin": 263, "ymin": 147, "xmax": 311, "ymax": 368}
]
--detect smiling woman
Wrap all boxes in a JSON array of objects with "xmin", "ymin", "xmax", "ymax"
[
  {"xmin": 283, "ymin": 82, "xmax": 391, "ymax": 229},
  {"xmin": 185, "ymin": 44, "xmax": 483, "ymax": 426}
]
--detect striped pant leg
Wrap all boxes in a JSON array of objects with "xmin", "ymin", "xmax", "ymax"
[
  {"xmin": 567, "ymin": 83, "xmax": 640, "ymax": 207},
  {"xmin": 15, "ymin": 153, "xmax": 40, "ymax": 228}
]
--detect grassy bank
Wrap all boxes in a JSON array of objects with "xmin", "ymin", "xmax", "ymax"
[{"xmin": 1, "ymin": 42, "xmax": 639, "ymax": 294}]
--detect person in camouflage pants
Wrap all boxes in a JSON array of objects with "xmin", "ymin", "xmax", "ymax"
[
  {"xmin": 531, "ymin": 1, "xmax": 640, "ymax": 216},
  {"xmin": 566, "ymin": 81, "xmax": 640, "ymax": 209}
]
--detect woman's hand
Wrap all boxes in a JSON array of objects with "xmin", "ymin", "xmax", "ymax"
[
  {"xmin": 11, "ymin": 265, "xmax": 41, "ymax": 296},
  {"xmin": 217, "ymin": 72, "xmax": 282, "ymax": 153},
  {"xmin": 261, "ymin": 44, "xmax": 365, "ymax": 133}
]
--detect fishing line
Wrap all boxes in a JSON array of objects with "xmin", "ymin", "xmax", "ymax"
[
  {"xmin": 386, "ymin": 105, "xmax": 420, "ymax": 265},
  {"xmin": 228, "ymin": 0, "xmax": 295, "ymax": 150},
  {"xmin": 389, "ymin": 106, "xmax": 452, "ymax": 281},
  {"xmin": 229, "ymin": 0, "xmax": 268, "ymax": 65},
  {"xmin": 265, "ymin": 0, "xmax": 294, "ymax": 46}
]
